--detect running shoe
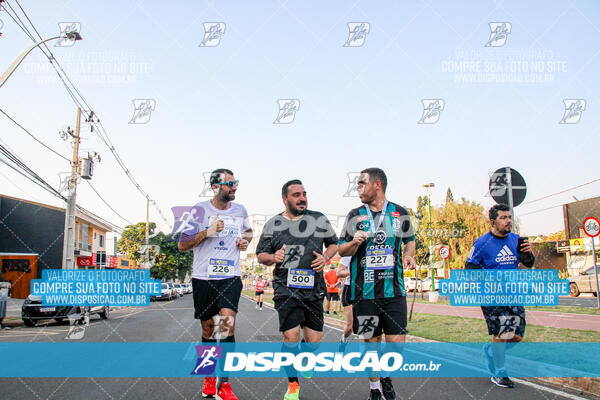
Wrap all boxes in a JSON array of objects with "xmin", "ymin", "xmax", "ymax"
[
  {"xmin": 202, "ymin": 377, "xmax": 217, "ymax": 397},
  {"xmin": 216, "ymin": 382, "xmax": 239, "ymax": 400},
  {"xmin": 491, "ymin": 376, "xmax": 515, "ymax": 388},
  {"xmin": 284, "ymin": 381, "xmax": 300, "ymax": 400},
  {"xmin": 367, "ymin": 389, "xmax": 383, "ymax": 400},
  {"xmin": 380, "ymin": 377, "xmax": 396, "ymax": 400}
]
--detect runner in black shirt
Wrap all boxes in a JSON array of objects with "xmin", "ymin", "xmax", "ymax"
[{"xmin": 257, "ymin": 179, "xmax": 338, "ymax": 400}]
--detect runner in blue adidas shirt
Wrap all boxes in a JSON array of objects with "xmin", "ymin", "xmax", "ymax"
[
  {"xmin": 465, "ymin": 203, "xmax": 535, "ymax": 389},
  {"xmin": 339, "ymin": 168, "xmax": 416, "ymax": 400}
]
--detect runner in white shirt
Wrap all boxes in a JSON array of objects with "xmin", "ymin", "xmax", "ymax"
[{"xmin": 178, "ymin": 168, "xmax": 252, "ymax": 400}]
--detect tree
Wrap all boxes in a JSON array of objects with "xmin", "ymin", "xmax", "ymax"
[
  {"xmin": 117, "ymin": 223, "xmax": 192, "ymax": 281},
  {"xmin": 446, "ymin": 187, "xmax": 454, "ymax": 204},
  {"xmin": 151, "ymin": 232, "xmax": 192, "ymax": 282},
  {"xmin": 117, "ymin": 222, "xmax": 156, "ymax": 261},
  {"xmin": 412, "ymin": 196, "xmax": 489, "ymax": 270}
]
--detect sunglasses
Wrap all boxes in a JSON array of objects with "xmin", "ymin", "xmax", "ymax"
[{"xmin": 216, "ymin": 180, "xmax": 239, "ymax": 188}]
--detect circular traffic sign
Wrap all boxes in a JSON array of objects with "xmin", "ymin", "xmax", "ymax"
[
  {"xmin": 583, "ymin": 217, "xmax": 600, "ymax": 238},
  {"xmin": 439, "ymin": 246, "xmax": 450, "ymax": 259},
  {"xmin": 489, "ymin": 167, "xmax": 527, "ymax": 207}
]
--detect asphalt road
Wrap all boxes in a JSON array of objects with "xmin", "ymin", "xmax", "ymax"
[
  {"xmin": 0, "ymin": 295, "xmax": 593, "ymax": 400},
  {"xmin": 559, "ymin": 296, "xmax": 599, "ymax": 308}
]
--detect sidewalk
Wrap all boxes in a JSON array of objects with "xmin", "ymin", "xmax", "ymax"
[
  {"xmin": 411, "ymin": 302, "xmax": 600, "ymax": 331},
  {"xmin": 1, "ymin": 297, "xmax": 25, "ymax": 328}
]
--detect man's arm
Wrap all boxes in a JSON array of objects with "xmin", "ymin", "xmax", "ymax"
[
  {"xmin": 241, "ymin": 228, "xmax": 253, "ymax": 243},
  {"xmin": 236, "ymin": 228, "xmax": 254, "ymax": 251},
  {"xmin": 178, "ymin": 230, "xmax": 208, "ymax": 252},
  {"xmin": 258, "ymin": 244, "xmax": 286, "ymax": 266},
  {"xmin": 402, "ymin": 240, "xmax": 417, "ymax": 269},
  {"xmin": 178, "ymin": 216, "xmax": 223, "ymax": 252},
  {"xmin": 336, "ymin": 264, "xmax": 350, "ymax": 278},
  {"xmin": 338, "ymin": 232, "xmax": 368, "ymax": 256}
]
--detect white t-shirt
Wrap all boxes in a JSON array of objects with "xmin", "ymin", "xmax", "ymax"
[
  {"xmin": 188, "ymin": 200, "xmax": 251, "ymax": 280},
  {"xmin": 339, "ymin": 256, "xmax": 352, "ymax": 286}
]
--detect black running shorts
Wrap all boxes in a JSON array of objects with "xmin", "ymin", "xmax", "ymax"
[
  {"xmin": 274, "ymin": 296, "xmax": 324, "ymax": 332},
  {"xmin": 352, "ymin": 296, "xmax": 408, "ymax": 337},
  {"xmin": 481, "ymin": 306, "xmax": 526, "ymax": 338},
  {"xmin": 192, "ymin": 277, "xmax": 242, "ymax": 321}
]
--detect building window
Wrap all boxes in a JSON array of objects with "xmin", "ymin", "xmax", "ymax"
[
  {"xmin": 96, "ymin": 251, "xmax": 106, "ymax": 267},
  {"xmin": 99, "ymin": 234, "xmax": 104, "ymax": 248}
]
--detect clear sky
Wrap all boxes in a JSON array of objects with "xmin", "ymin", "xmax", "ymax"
[{"xmin": 1, "ymin": 0, "xmax": 599, "ymax": 239}]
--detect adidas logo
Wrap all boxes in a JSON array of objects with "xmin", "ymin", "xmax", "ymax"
[{"xmin": 495, "ymin": 245, "xmax": 518, "ymax": 263}]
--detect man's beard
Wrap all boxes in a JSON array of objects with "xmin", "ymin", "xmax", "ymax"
[
  {"xmin": 496, "ymin": 224, "xmax": 512, "ymax": 235},
  {"xmin": 360, "ymin": 191, "xmax": 375, "ymax": 205},
  {"xmin": 288, "ymin": 201, "xmax": 307, "ymax": 216},
  {"xmin": 219, "ymin": 190, "xmax": 234, "ymax": 202}
]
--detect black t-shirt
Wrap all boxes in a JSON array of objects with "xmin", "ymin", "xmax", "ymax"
[{"xmin": 256, "ymin": 210, "xmax": 338, "ymax": 301}]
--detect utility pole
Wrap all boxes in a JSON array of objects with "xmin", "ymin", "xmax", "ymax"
[
  {"xmin": 61, "ymin": 107, "xmax": 81, "ymax": 269},
  {"xmin": 145, "ymin": 197, "xmax": 150, "ymax": 247},
  {"xmin": 423, "ymin": 182, "xmax": 435, "ymax": 291}
]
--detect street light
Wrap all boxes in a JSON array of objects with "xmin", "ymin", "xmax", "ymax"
[
  {"xmin": 0, "ymin": 31, "xmax": 82, "ymax": 89},
  {"xmin": 423, "ymin": 182, "xmax": 435, "ymax": 291}
]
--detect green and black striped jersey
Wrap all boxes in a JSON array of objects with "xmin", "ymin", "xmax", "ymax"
[{"xmin": 339, "ymin": 201, "xmax": 415, "ymax": 301}]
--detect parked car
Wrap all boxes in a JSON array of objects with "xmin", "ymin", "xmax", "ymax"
[
  {"xmin": 404, "ymin": 277, "xmax": 433, "ymax": 293},
  {"xmin": 151, "ymin": 283, "xmax": 174, "ymax": 301},
  {"xmin": 183, "ymin": 283, "xmax": 192, "ymax": 294},
  {"xmin": 166, "ymin": 282, "xmax": 178, "ymax": 299},
  {"xmin": 21, "ymin": 295, "xmax": 109, "ymax": 327},
  {"xmin": 569, "ymin": 265, "xmax": 600, "ymax": 297},
  {"xmin": 174, "ymin": 283, "xmax": 184, "ymax": 297}
]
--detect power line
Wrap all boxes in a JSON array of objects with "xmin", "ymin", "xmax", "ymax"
[
  {"xmin": 4, "ymin": 0, "xmax": 173, "ymax": 230},
  {"xmin": 0, "ymin": 107, "xmax": 70, "ymax": 161},
  {"xmin": 0, "ymin": 142, "xmax": 66, "ymax": 201},
  {"xmin": 1, "ymin": 1, "xmax": 36, "ymax": 42},
  {"xmin": 0, "ymin": 141, "xmax": 124, "ymax": 232},
  {"xmin": 84, "ymin": 179, "xmax": 133, "ymax": 226},
  {"xmin": 519, "ymin": 204, "xmax": 563, "ymax": 217},
  {"xmin": 0, "ymin": 106, "xmax": 132, "ymax": 228},
  {"xmin": 521, "ymin": 178, "xmax": 600, "ymax": 206}
]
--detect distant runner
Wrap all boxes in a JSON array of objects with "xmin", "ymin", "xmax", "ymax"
[{"xmin": 255, "ymin": 276, "xmax": 266, "ymax": 310}]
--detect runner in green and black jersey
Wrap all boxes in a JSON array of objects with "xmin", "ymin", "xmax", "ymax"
[{"xmin": 339, "ymin": 168, "xmax": 416, "ymax": 400}]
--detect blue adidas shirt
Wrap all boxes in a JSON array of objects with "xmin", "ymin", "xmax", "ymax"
[{"xmin": 466, "ymin": 232, "xmax": 521, "ymax": 269}]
